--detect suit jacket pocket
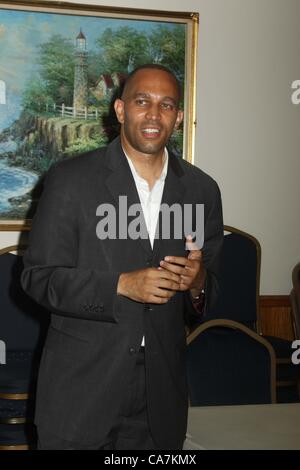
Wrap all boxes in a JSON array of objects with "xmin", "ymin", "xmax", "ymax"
[{"xmin": 44, "ymin": 325, "xmax": 91, "ymax": 359}]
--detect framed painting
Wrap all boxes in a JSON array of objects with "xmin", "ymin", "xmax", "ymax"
[{"xmin": 0, "ymin": 0, "xmax": 198, "ymax": 229}]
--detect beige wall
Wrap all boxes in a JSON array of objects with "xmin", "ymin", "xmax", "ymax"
[{"xmin": 1, "ymin": 0, "xmax": 299, "ymax": 294}]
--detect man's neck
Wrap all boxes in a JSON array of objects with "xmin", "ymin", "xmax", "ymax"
[{"xmin": 122, "ymin": 144, "xmax": 167, "ymax": 190}]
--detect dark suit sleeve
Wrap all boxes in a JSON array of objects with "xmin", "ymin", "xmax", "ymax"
[
  {"xmin": 184, "ymin": 180, "xmax": 223, "ymax": 327},
  {"xmin": 21, "ymin": 165, "xmax": 120, "ymax": 322}
]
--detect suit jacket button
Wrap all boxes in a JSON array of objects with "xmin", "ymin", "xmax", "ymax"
[
  {"xmin": 144, "ymin": 304, "xmax": 152, "ymax": 311},
  {"xmin": 129, "ymin": 347, "xmax": 136, "ymax": 355}
]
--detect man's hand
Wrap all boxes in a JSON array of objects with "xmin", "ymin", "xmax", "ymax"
[
  {"xmin": 159, "ymin": 236, "xmax": 206, "ymax": 297},
  {"xmin": 117, "ymin": 267, "xmax": 181, "ymax": 304}
]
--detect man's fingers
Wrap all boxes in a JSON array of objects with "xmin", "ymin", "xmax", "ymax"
[
  {"xmin": 188, "ymin": 250, "xmax": 202, "ymax": 261},
  {"xmin": 151, "ymin": 287, "xmax": 177, "ymax": 299},
  {"xmin": 160, "ymin": 261, "xmax": 184, "ymax": 275},
  {"xmin": 157, "ymin": 266, "xmax": 181, "ymax": 283},
  {"xmin": 159, "ymin": 258, "xmax": 192, "ymax": 277},
  {"xmin": 179, "ymin": 280, "xmax": 190, "ymax": 291},
  {"xmin": 185, "ymin": 235, "xmax": 202, "ymax": 261},
  {"xmin": 179, "ymin": 274, "xmax": 191, "ymax": 284},
  {"xmin": 160, "ymin": 258, "xmax": 198, "ymax": 276},
  {"xmin": 185, "ymin": 235, "xmax": 200, "ymax": 251},
  {"xmin": 157, "ymin": 278, "xmax": 180, "ymax": 291},
  {"xmin": 163, "ymin": 255, "xmax": 188, "ymax": 267}
]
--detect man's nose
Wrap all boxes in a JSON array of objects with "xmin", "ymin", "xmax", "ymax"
[{"xmin": 145, "ymin": 104, "xmax": 161, "ymax": 121}]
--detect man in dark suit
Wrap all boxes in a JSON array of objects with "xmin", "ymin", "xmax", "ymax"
[{"xmin": 21, "ymin": 64, "xmax": 223, "ymax": 450}]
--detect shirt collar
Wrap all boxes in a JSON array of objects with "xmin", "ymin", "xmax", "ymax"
[{"xmin": 123, "ymin": 147, "xmax": 169, "ymax": 184}]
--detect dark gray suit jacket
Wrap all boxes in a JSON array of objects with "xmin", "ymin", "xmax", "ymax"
[{"xmin": 21, "ymin": 136, "xmax": 223, "ymax": 449}]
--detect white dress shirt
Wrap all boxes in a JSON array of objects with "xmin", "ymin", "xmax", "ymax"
[{"xmin": 124, "ymin": 148, "xmax": 169, "ymax": 347}]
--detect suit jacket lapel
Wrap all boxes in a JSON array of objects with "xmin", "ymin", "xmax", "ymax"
[
  {"xmin": 103, "ymin": 137, "xmax": 152, "ymax": 256},
  {"xmin": 152, "ymin": 150, "xmax": 186, "ymax": 263}
]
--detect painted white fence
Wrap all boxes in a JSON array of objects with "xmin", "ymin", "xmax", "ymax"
[{"xmin": 46, "ymin": 103, "xmax": 99, "ymax": 120}]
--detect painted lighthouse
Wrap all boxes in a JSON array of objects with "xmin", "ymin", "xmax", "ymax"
[{"xmin": 73, "ymin": 29, "xmax": 88, "ymax": 112}]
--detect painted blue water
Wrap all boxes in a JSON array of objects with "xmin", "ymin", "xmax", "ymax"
[{"xmin": 0, "ymin": 159, "xmax": 38, "ymax": 212}]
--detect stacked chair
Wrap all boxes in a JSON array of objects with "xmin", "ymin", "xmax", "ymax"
[
  {"xmin": 187, "ymin": 318, "xmax": 276, "ymax": 406},
  {"xmin": 0, "ymin": 245, "xmax": 49, "ymax": 450},
  {"xmin": 187, "ymin": 226, "xmax": 300, "ymax": 405},
  {"xmin": 290, "ymin": 262, "xmax": 300, "ymax": 398},
  {"xmin": 291, "ymin": 262, "xmax": 300, "ymax": 340}
]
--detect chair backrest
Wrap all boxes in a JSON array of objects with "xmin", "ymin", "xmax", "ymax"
[
  {"xmin": 291, "ymin": 262, "xmax": 300, "ymax": 339},
  {"xmin": 0, "ymin": 245, "xmax": 49, "ymax": 353},
  {"xmin": 186, "ymin": 319, "xmax": 276, "ymax": 406},
  {"xmin": 204, "ymin": 225, "xmax": 261, "ymax": 332}
]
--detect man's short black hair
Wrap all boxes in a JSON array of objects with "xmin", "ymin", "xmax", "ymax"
[{"xmin": 122, "ymin": 63, "xmax": 182, "ymax": 102}]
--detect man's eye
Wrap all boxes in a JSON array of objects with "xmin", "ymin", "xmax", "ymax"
[
  {"xmin": 136, "ymin": 99, "xmax": 148, "ymax": 106},
  {"xmin": 161, "ymin": 103, "xmax": 174, "ymax": 110}
]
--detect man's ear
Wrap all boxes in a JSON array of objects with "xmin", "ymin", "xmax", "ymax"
[
  {"xmin": 114, "ymin": 99, "xmax": 125, "ymax": 124},
  {"xmin": 174, "ymin": 109, "xmax": 184, "ymax": 130}
]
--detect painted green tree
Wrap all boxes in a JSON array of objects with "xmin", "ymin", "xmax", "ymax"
[
  {"xmin": 148, "ymin": 25, "xmax": 185, "ymax": 82},
  {"xmin": 38, "ymin": 35, "xmax": 75, "ymax": 105},
  {"xmin": 22, "ymin": 79, "xmax": 54, "ymax": 112},
  {"xmin": 23, "ymin": 34, "xmax": 75, "ymax": 110},
  {"xmin": 95, "ymin": 25, "xmax": 185, "ymax": 83},
  {"xmin": 96, "ymin": 27, "xmax": 150, "ymax": 74}
]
